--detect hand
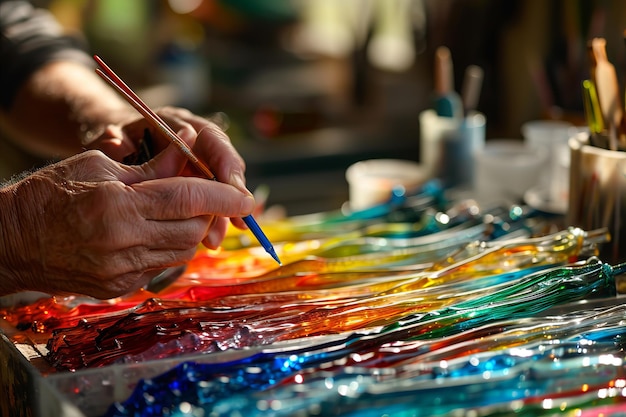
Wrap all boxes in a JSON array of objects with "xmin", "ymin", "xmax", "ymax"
[
  {"xmin": 88, "ymin": 106, "xmax": 251, "ymax": 233},
  {"xmin": 0, "ymin": 140, "xmax": 255, "ymax": 299}
]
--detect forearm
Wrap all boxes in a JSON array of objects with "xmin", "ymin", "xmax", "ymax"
[{"xmin": 0, "ymin": 60, "xmax": 136, "ymax": 159}]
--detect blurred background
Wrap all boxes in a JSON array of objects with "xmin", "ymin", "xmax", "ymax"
[{"xmin": 13, "ymin": 0, "xmax": 626, "ymax": 214}]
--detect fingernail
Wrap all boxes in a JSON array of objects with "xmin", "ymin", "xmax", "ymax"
[
  {"xmin": 230, "ymin": 171, "xmax": 252, "ymax": 195},
  {"xmin": 176, "ymin": 127, "xmax": 197, "ymax": 148},
  {"xmin": 205, "ymin": 227, "xmax": 221, "ymax": 249},
  {"xmin": 241, "ymin": 195, "xmax": 256, "ymax": 216}
]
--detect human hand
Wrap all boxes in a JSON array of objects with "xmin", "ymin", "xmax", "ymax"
[
  {"xmin": 0, "ymin": 140, "xmax": 255, "ymax": 299},
  {"xmin": 88, "ymin": 107, "xmax": 251, "ymax": 232}
]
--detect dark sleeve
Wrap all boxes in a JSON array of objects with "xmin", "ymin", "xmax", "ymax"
[{"xmin": 0, "ymin": 1, "xmax": 93, "ymax": 110}]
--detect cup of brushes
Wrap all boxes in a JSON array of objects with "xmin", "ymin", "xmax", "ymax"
[
  {"xmin": 568, "ymin": 35, "xmax": 626, "ymax": 264},
  {"xmin": 419, "ymin": 46, "xmax": 486, "ymax": 189}
]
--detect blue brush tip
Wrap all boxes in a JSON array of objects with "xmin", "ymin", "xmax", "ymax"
[{"xmin": 268, "ymin": 248, "xmax": 282, "ymax": 266}]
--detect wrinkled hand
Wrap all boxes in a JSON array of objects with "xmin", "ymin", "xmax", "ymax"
[
  {"xmin": 89, "ymin": 106, "xmax": 250, "ymax": 231},
  {"xmin": 0, "ymin": 141, "xmax": 255, "ymax": 299}
]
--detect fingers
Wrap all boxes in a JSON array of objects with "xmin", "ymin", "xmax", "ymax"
[
  {"xmin": 229, "ymin": 216, "xmax": 248, "ymax": 230},
  {"xmin": 86, "ymin": 109, "xmax": 199, "ymax": 163},
  {"xmin": 203, "ymin": 217, "xmax": 228, "ymax": 249},
  {"xmin": 57, "ymin": 247, "xmax": 198, "ymax": 299},
  {"xmin": 193, "ymin": 125, "xmax": 250, "ymax": 193},
  {"xmin": 111, "ymin": 140, "xmax": 191, "ymax": 186},
  {"xmin": 86, "ymin": 124, "xmax": 137, "ymax": 162},
  {"xmin": 152, "ymin": 107, "xmax": 199, "ymax": 149},
  {"xmin": 95, "ymin": 106, "xmax": 251, "ymax": 196},
  {"xmin": 120, "ymin": 217, "xmax": 211, "ymax": 251},
  {"xmin": 155, "ymin": 108, "xmax": 249, "ymax": 195},
  {"xmin": 61, "ymin": 148, "xmax": 255, "ymax": 239},
  {"xmin": 129, "ymin": 176, "xmax": 255, "ymax": 221}
]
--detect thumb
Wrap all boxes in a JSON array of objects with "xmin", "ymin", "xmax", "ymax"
[{"xmin": 118, "ymin": 129, "xmax": 195, "ymax": 185}]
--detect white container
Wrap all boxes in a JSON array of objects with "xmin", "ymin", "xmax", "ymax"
[
  {"xmin": 419, "ymin": 109, "xmax": 486, "ymax": 187},
  {"xmin": 345, "ymin": 159, "xmax": 426, "ymax": 210},
  {"xmin": 521, "ymin": 120, "xmax": 575, "ymax": 212},
  {"xmin": 474, "ymin": 140, "xmax": 548, "ymax": 205}
]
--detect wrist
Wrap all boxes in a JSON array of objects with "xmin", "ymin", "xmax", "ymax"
[
  {"xmin": 0, "ymin": 177, "xmax": 46, "ymax": 295},
  {"xmin": 0, "ymin": 183, "xmax": 23, "ymax": 294}
]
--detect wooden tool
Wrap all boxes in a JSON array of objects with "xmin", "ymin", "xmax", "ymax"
[
  {"xmin": 589, "ymin": 38, "xmax": 623, "ymax": 150},
  {"xmin": 433, "ymin": 46, "xmax": 463, "ymax": 118}
]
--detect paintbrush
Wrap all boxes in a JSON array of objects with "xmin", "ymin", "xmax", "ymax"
[{"xmin": 433, "ymin": 46, "xmax": 463, "ymax": 118}]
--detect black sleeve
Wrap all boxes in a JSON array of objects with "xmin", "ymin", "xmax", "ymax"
[{"xmin": 0, "ymin": 1, "xmax": 93, "ymax": 110}]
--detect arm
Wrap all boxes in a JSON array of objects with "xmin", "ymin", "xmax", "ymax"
[
  {"xmin": 0, "ymin": 1, "xmax": 138, "ymax": 158},
  {"xmin": 0, "ymin": 3, "xmax": 251, "ymax": 188},
  {"xmin": 0, "ymin": 60, "xmax": 138, "ymax": 158}
]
